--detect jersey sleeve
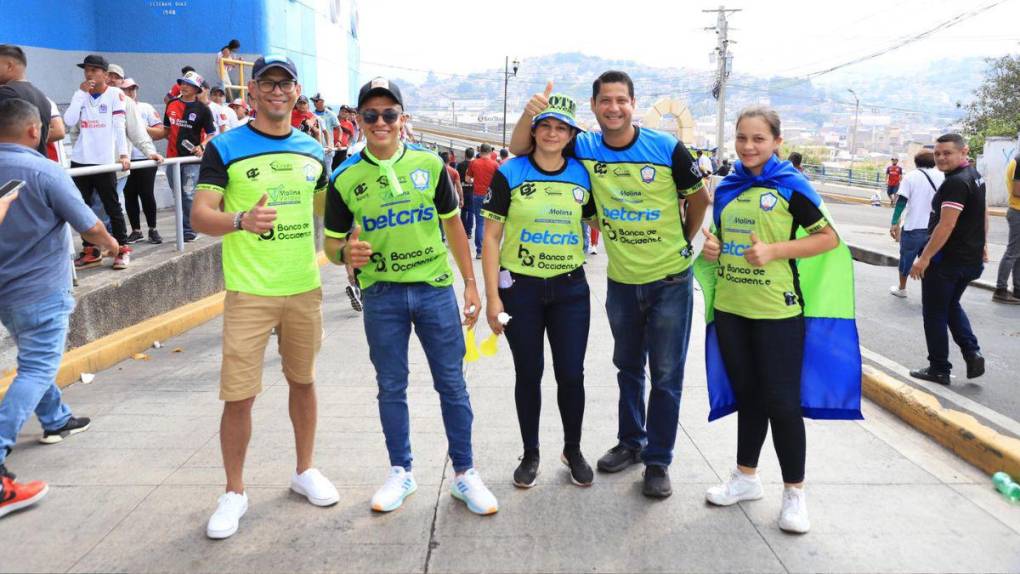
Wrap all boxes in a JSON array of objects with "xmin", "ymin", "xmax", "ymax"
[
  {"xmin": 195, "ymin": 141, "xmax": 228, "ymax": 193},
  {"xmin": 481, "ymin": 170, "xmax": 511, "ymax": 222},
  {"xmin": 324, "ymin": 175, "xmax": 355, "ymax": 239},
  {"xmin": 315, "ymin": 160, "xmax": 328, "ymax": 192},
  {"xmin": 582, "ymin": 191, "xmax": 596, "ymax": 220},
  {"xmin": 162, "ymin": 105, "xmax": 171, "ymax": 128},
  {"xmin": 937, "ymin": 177, "xmax": 968, "ymax": 211},
  {"xmin": 671, "ymin": 141, "xmax": 705, "ymax": 195},
  {"xmin": 201, "ymin": 105, "xmax": 216, "ymax": 136},
  {"xmin": 434, "ymin": 162, "xmax": 460, "ymax": 218},
  {"xmin": 788, "ymin": 191, "xmax": 828, "ymax": 233}
]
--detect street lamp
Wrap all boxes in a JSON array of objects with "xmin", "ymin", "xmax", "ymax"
[
  {"xmin": 502, "ymin": 57, "xmax": 519, "ymax": 148},
  {"xmin": 847, "ymin": 88, "xmax": 860, "ymax": 182}
]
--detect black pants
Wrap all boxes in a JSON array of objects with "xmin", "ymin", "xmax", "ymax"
[
  {"xmin": 501, "ymin": 268, "xmax": 590, "ymax": 451},
  {"xmin": 71, "ymin": 162, "xmax": 126, "ymax": 246},
  {"xmin": 331, "ymin": 148, "xmax": 348, "ymax": 172},
  {"xmin": 714, "ymin": 310, "xmax": 806, "ymax": 483},
  {"xmin": 921, "ymin": 261, "xmax": 982, "ymax": 374},
  {"xmin": 123, "ymin": 166, "xmax": 158, "ymax": 231}
]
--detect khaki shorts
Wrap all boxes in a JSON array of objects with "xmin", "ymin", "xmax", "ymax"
[{"xmin": 220, "ymin": 288, "xmax": 323, "ymax": 401}]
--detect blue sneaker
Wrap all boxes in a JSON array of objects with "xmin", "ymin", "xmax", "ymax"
[
  {"xmin": 371, "ymin": 467, "xmax": 417, "ymax": 512},
  {"xmin": 450, "ymin": 468, "xmax": 498, "ymax": 515}
]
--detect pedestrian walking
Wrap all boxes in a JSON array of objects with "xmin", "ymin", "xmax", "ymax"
[
  {"xmin": 993, "ymin": 152, "xmax": 1020, "ymax": 304},
  {"xmin": 889, "ymin": 151, "xmax": 943, "ymax": 298}
]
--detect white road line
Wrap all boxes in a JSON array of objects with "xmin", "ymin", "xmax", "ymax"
[{"xmin": 860, "ymin": 345, "xmax": 1020, "ymax": 437}]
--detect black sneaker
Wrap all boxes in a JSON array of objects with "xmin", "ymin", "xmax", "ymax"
[
  {"xmin": 965, "ymin": 352, "xmax": 985, "ymax": 379},
  {"xmin": 561, "ymin": 448, "xmax": 594, "ymax": 487},
  {"xmin": 642, "ymin": 464, "xmax": 672, "ymax": 498},
  {"xmin": 909, "ymin": 367, "xmax": 950, "ymax": 385},
  {"xmin": 125, "ymin": 230, "xmax": 143, "ymax": 244},
  {"xmin": 345, "ymin": 285, "xmax": 363, "ymax": 312},
  {"xmin": 183, "ymin": 231, "xmax": 198, "ymax": 242},
  {"xmin": 992, "ymin": 289, "xmax": 1020, "ymax": 305},
  {"xmin": 148, "ymin": 229, "xmax": 163, "ymax": 244},
  {"xmin": 39, "ymin": 416, "xmax": 91, "ymax": 445},
  {"xmin": 513, "ymin": 450, "xmax": 540, "ymax": 488},
  {"xmin": 596, "ymin": 443, "xmax": 641, "ymax": 473}
]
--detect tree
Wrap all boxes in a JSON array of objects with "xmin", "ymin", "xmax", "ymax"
[{"xmin": 963, "ymin": 55, "xmax": 1020, "ymax": 154}]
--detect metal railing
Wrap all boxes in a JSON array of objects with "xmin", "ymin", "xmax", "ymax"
[
  {"xmin": 801, "ymin": 163, "xmax": 885, "ymax": 190},
  {"xmin": 217, "ymin": 57, "xmax": 253, "ymax": 99},
  {"xmin": 66, "ymin": 156, "xmax": 202, "ymax": 253}
]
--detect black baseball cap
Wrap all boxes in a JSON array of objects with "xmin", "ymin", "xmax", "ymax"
[
  {"xmin": 358, "ymin": 77, "xmax": 404, "ymax": 109},
  {"xmin": 77, "ymin": 54, "xmax": 109, "ymax": 71},
  {"xmin": 251, "ymin": 54, "xmax": 298, "ymax": 79}
]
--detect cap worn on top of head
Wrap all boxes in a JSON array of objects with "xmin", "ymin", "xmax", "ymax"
[
  {"xmin": 310, "ymin": 93, "xmax": 324, "ymax": 102},
  {"xmin": 176, "ymin": 71, "xmax": 205, "ymax": 92},
  {"xmin": 121, "ymin": 78, "xmax": 139, "ymax": 89},
  {"xmin": 211, "ymin": 85, "xmax": 226, "ymax": 94},
  {"xmin": 77, "ymin": 54, "xmax": 109, "ymax": 71},
  {"xmin": 229, "ymin": 98, "xmax": 246, "ymax": 107},
  {"xmin": 357, "ymin": 77, "xmax": 404, "ymax": 109},
  {"xmin": 107, "ymin": 64, "xmax": 125, "ymax": 78},
  {"xmin": 251, "ymin": 54, "xmax": 298, "ymax": 80},
  {"xmin": 531, "ymin": 93, "xmax": 583, "ymax": 132},
  {"xmin": 296, "ymin": 95, "xmax": 309, "ymax": 104}
]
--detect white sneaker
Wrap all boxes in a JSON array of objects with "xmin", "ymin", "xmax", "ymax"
[
  {"xmin": 889, "ymin": 286, "xmax": 907, "ymax": 298},
  {"xmin": 450, "ymin": 468, "xmax": 498, "ymax": 515},
  {"xmin": 705, "ymin": 469, "xmax": 764, "ymax": 506},
  {"xmin": 371, "ymin": 467, "xmax": 417, "ymax": 512},
  {"xmin": 588, "ymin": 246, "xmax": 598, "ymax": 255},
  {"xmin": 778, "ymin": 486, "xmax": 811, "ymax": 534},
  {"xmin": 290, "ymin": 468, "xmax": 339, "ymax": 507},
  {"xmin": 206, "ymin": 491, "xmax": 248, "ymax": 539}
]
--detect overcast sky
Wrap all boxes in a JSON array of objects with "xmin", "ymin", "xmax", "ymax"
[{"xmin": 357, "ymin": 0, "xmax": 1018, "ymax": 83}]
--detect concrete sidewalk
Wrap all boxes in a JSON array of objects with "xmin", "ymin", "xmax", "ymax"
[{"xmin": 2, "ymin": 260, "xmax": 1019, "ymax": 573}]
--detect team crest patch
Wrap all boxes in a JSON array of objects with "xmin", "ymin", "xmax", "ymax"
[
  {"xmin": 98, "ymin": 104, "xmax": 108, "ymax": 114},
  {"xmin": 304, "ymin": 163, "xmax": 317, "ymax": 182},
  {"xmin": 410, "ymin": 169, "xmax": 429, "ymax": 190},
  {"xmin": 188, "ymin": 113, "xmax": 197, "ymax": 121},
  {"xmin": 572, "ymin": 187, "xmax": 585, "ymax": 204},
  {"xmin": 640, "ymin": 165, "xmax": 656, "ymax": 184},
  {"xmin": 760, "ymin": 192, "xmax": 778, "ymax": 212}
]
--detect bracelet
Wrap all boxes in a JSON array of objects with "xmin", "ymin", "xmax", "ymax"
[
  {"xmin": 464, "ymin": 277, "xmax": 476, "ymax": 282},
  {"xmin": 234, "ymin": 211, "xmax": 245, "ymax": 231}
]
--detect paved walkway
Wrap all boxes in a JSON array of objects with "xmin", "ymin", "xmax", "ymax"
[{"xmin": 3, "ymin": 259, "xmax": 1020, "ymax": 573}]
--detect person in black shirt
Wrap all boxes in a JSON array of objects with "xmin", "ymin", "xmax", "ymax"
[
  {"xmin": 456, "ymin": 147, "xmax": 475, "ymax": 237},
  {"xmin": 0, "ymin": 44, "xmax": 64, "ymax": 155},
  {"xmin": 908, "ymin": 133, "xmax": 987, "ymax": 385}
]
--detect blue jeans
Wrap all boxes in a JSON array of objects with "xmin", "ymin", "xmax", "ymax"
[
  {"xmin": 921, "ymin": 261, "xmax": 982, "ymax": 374},
  {"xmin": 166, "ymin": 163, "xmax": 200, "ymax": 234},
  {"xmin": 460, "ymin": 192, "xmax": 474, "ymax": 238},
  {"xmin": 605, "ymin": 269, "xmax": 694, "ymax": 466},
  {"xmin": 582, "ymin": 222, "xmax": 591, "ymax": 252},
  {"xmin": 501, "ymin": 268, "xmax": 590, "ymax": 451},
  {"xmin": 0, "ymin": 290, "xmax": 75, "ymax": 463},
  {"xmin": 471, "ymin": 196, "xmax": 485, "ymax": 254},
  {"xmin": 362, "ymin": 282, "xmax": 474, "ymax": 472},
  {"xmin": 898, "ymin": 229, "xmax": 929, "ymax": 277}
]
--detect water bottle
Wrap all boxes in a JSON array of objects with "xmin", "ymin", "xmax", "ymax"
[{"xmin": 992, "ymin": 472, "xmax": 1020, "ymax": 502}]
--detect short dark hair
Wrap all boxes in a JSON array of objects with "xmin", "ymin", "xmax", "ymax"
[
  {"xmin": 439, "ymin": 151, "xmax": 449, "ymax": 163},
  {"xmin": 227, "ymin": 39, "xmax": 241, "ymax": 50},
  {"xmin": 936, "ymin": 133, "xmax": 966, "ymax": 149},
  {"xmin": 464, "ymin": 147, "xmax": 475, "ymax": 159},
  {"xmin": 788, "ymin": 151, "xmax": 803, "ymax": 167},
  {"xmin": 480, "ymin": 143, "xmax": 492, "ymax": 154},
  {"xmin": 499, "ymin": 148, "xmax": 509, "ymax": 158},
  {"xmin": 181, "ymin": 65, "xmax": 195, "ymax": 75},
  {"xmin": 0, "ymin": 98, "xmax": 41, "ymax": 138},
  {"xmin": 914, "ymin": 151, "xmax": 935, "ymax": 169},
  {"xmin": 592, "ymin": 70, "xmax": 634, "ymax": 100},
  {"xmin": 0, "ymin": 44, "xmax": 27, "ymax": 67}
]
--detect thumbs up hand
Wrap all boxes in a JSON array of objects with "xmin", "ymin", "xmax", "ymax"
[
  {"xmin": 525, "ymin": 80, "xmax": 554, "ymax": 118},
  {"xmin": 241, "ymin": 194, "xmax": 277, "ymax": 233},
  {"xmin": 743, "ymin": 231, "xmax": 774, "ymax": 267},
  {"xmin": 700, "ymin": 227, "xmax": 721, "ymax": 262},
  {"xmin": 343, "ymin": 224, "xmax": 373, "ymax": 269}
]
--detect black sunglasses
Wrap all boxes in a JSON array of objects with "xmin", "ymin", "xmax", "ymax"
[{"xmin": 360, "ymin": 108, "xmax": 401, "ymax": 125}]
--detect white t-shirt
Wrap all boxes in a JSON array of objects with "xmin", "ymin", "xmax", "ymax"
[
  {"xmin": 898, "ymin": 167, "xmax": 945, "ymax": 231},
  {"xmin": 207, "ymin": 101, "xmax": 230, "ymax": 134},
  {"xmin": 63, "ymin": 86, "xmax": 128, "ymax": 165},
  {"xmin": 131, "ymin": 101, "xmax": 162, "ymax": 160},
  {"xmin": 222, "ymin": 105, "xmax": 240, "ymax": 130}
]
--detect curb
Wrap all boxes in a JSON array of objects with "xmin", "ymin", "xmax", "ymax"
[
  {"xmin": 862, "ymin": 365, "xmax": 1020, "ymax": 478},
  {"xmin": 819, "ymin": 190, "xmax": 1008, "ymax": 218},
  {"xmin": 0, "ymin": 253, "xmax": 332, "ymax": 401},
  {"xmin": 847, "ymin": 244, "xmax": 998, "ymax": 293}
]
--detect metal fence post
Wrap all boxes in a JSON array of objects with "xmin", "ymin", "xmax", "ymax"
[{"xmin": 172, "ymin": 161, "xmax": 184, "ymax": 253}]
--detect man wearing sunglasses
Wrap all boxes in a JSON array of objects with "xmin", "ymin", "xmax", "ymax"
[
  {"xmin": 190, "ymin": 55, "xmax": 339, "ymax": 539},
  {"xmin": 324, "ymin": 77, "xmax": 499, "ymax": 516}
]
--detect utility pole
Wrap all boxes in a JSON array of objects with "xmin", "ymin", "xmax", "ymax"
[
  {"xmin": 847, "ymin": 88, "xmax": 860, "ymax": 180},
  {"xmin": 705, "ymin": 6, "xmax": 739, "ymax": 164},
  {"xmin": 502, "ymin": 56, "xmax": 519, "ymax": 149}
]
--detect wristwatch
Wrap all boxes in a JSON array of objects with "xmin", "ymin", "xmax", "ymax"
[{"xmin": 234, "ymin": 211, "xmax": 245, "ymax": 231}]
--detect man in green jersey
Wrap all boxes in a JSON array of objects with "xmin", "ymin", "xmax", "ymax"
[
  {"xmin": 191, "ymin": 55, "xmax": 339, "ymax": 540},
  {"xmin": 510, "ymin": 72, "xmax": 709, "ymax": 498},
  {"xmin": 324, "ymin": 78, "xmax": 499, "ymax": 516}
]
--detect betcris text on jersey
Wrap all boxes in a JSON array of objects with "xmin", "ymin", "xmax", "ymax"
[
  {"xmin": 363, "ymin": 206, "xmax": 436, "ymax": 231},
  {"xmin": 722, "ymin": 240, "xmax": 752, "ymax": 256},
  {"xmin": 520, "ymin": 229, "xmax": 580, "ymax": 245},
  {"xmin": 602, "ymin": 206, "xmax": 661, "ymax": 222}
]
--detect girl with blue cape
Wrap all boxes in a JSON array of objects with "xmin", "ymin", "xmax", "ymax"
[{"xmin": 693, "ymin": 106, "xmax": 862, "ymax": 535}]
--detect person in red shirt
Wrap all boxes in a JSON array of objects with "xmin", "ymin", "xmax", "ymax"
[
  {"xmin": 290, "ymin": 95, "xmax": 320, "ymax": 140},
  {"xmin": 886, "ymin": 157, "xmax": 904, "ymax": 206},
  {"xmin": 465, "ymin": 143, "xmax": 500, "ymax": 257}
]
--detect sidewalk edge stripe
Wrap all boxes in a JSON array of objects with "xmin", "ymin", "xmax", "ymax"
[
  {"xmin": 0, "ymin": 252, "xmax": 331, "ymax": 400},
  {"xmin": 862, "ymin": 364, "xmax": 1020, "ymax": 478}
]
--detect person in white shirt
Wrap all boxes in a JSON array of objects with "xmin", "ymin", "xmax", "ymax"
[
  {"xmin": 889, "ymin": 150, "xmax": 945, "ymax": 297},
  {"xmin": 228, "ymin": 98, "xmax": 250, "ymax": 124},
  {"xmin": 62, "ymin": 54, "xmax": 132, "ymax": 270},
  {"xmin": 209, "ymin": 85, "xmax": 239, "ymax": 131},
  {"xmin": 215, "ymin": 39, "xmax": 241, "ymax": 99}
]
